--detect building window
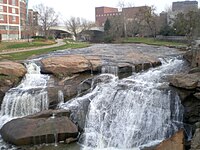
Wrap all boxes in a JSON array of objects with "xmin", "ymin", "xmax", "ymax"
[
  {"xmin": 0, "ymin": 14, "xmax": 4, "ymax": 21},
  {"xmin": 12, "ymin": 16, "xmax": 16, "ymax": 22},
  {"xmin": 0, "ymin": 6, "xmax": 3, "ymax": 12},
  {"xmin": 12, "ymin": 8, "xmax": 16, "ymax": 13},
  {"xmin": 0, "ymin": 25, "xmax": 6, "ymax": 30},
  {"xmin": 0, "ymin": 0, "xmax": 3, "ymax": 3},
  {"xmin": 12, "ymin": 0, "xmax": 16, "ymax": 6},
  {"xmin": 10, "ymin": 26, "xmax": 18, "ymax": 30}
]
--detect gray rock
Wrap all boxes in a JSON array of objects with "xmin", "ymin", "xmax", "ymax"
[
  {"xmin": 169, "ymin": 73, "xmax": 200, "ymax": 90},
  {"xmin": 194, "ymin": 93, "xmax": 200, "ymax": 99},
  {"xmin": 191, "ymin": 128, "xmax": 200, "ymax": 150}
]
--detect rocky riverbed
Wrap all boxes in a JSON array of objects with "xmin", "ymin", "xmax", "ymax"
[{"xmin": 0, "ymin": 43, "xmax": 199, "ymax": 149}]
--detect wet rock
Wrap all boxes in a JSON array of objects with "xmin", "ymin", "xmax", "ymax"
[
  {"xmin": 65, "ymin": 137, "xmax": 77, "ymax": 144},
  {"xmin": 173, "ymin": 88, "xmax": 194, "ymax": 101},
  {"xmin": 41, "ymin": 55, "xmax": 101, "ymax": 76},
  {"xmin": 0, "ymin": 109, "xmax": 78, "ymax": 146},
  {"xmin": 25, "ymin": 109, "xmax": 71, "ymax": 119},
  {"xmin": 189, "ymin": 67, "xmax": 200, "ymax": 74},
  {"xmin": 194, "ymin": 92, "xmax": 200, "ymax": 99},
  {"xmin": 169, "ymin": 73, "xmax": 200, "ymax": 90},
  {"xmin": 182, "ymin": 95, "xmax": 200, "ymax": 124},
  {"xmin": 184, "ymin": 50, "xmax": 192, "ymax": 64},
  {"xmin": 191, "ymin": 128, "xmax": 200, "ymax": 150},
  {"xmin": 47, "ymin": 73, "xmax": 93, "ymax": 108},
  {"xmin": 154, "ymin": 130, "xmax": 184, "ymax": 150}
]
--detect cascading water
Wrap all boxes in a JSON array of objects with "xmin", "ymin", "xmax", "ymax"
[
  {"xmin": 101, "ymin": 65, "xmax": 118, "ymax": 76},
  {"xmin": 0, "ymin": 62, "xmax": 49, "ymax": 125},
  {"xmin": 60, "ymin": 57, "xmax": 187, "ymax": 150}
]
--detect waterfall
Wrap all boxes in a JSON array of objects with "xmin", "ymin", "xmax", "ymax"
[
  {"xmin": 60, "ymin": 57, "xmax": 187, "ymax": 149},
  {"xmin": 0, "ymin": 62, "xmax": 49, "ymax": 119},
  {"xmin": 101, "ymin": 65, "xmax": 118, "ymax": 76}
]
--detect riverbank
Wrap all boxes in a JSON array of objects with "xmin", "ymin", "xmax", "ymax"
[
  {"xmin": 0, "ymin": 39, "xmax": 90, "ymax": 61},
  {"xmin": 120, "ymin": 37, "xmax": 187, "ymax": 49}
]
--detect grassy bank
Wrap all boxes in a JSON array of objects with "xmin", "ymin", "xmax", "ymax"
[
  {"xmin": 0, "ymin": 40, "xmax": 90, "ymax": 61},
  {"xmin": 121, "ymin": 37, "xmax": 187, "ymax": 47},
  {"xmin": 0, "ymin": 40, "xmax": 56, "ymax": 52}
]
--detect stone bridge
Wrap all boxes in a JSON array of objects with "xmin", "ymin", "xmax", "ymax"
[
  {"xmin": 49, "ymin": 26, "xmax": 104, "ymax": 40},
  {"xmin": 49, "ymin": 26, "xmax": 104, "ymax": 35}
]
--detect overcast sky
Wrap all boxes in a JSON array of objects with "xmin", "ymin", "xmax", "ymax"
[{"xmin": 28, "ymin": 0, "xmax": 199, "ymax": 23}]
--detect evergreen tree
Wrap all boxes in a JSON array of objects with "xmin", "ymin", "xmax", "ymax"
[{"xmin": 104, "ymin": 19, "xmax": 111, "ymax": 33}]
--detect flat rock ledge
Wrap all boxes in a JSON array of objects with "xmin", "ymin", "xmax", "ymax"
[
  {"xmin": 0, "ymin": 109, "xmax": 78, "ymax": 146},
  {"xmin": 40, "ymin": 54, "xmax": 161, "ymax": 77}
]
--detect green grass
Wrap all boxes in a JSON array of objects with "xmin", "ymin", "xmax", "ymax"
[
  {"xmin": 0, "ymin": 40, "xmax": 90, "ymax": 61},
  {"xmin": 121, "ymin": 37, "xmax": 187, "ymax": 47},
  {"xmin": 0, "ymin": 40, "xmax": 55, "ymax": 51}
]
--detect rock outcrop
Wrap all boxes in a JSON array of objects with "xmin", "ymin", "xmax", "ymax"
[
  {"xmin": 0, "ymin": 61, "xmax": 26, "ymax": 77},
  {"xmin": 169, "ymin": 73, "xmax": 200, "ymax": 90},
  {"xmin": 169, "ymin": 40, "xmax": 200, "ymax": 149},
  {"xmin": 41, "ymin": 55, "xmax": 101, "ymax": 77},
  {"xmin": 154, "ymin": 130, "xmax": 184, "ymax": 150},
  {"xmin": 191, "ymin": 122, "xmax": 200, "ymax": 150},
  {"xmin": 0, "ymin": 109, "xmax": 78, "ymax": 146},
  {"xmin": 0, "ymin": 61, "xmax": 26, "ymax": 105},
  {"xmin": 41, "ymin": 53, "xmax": 161, "ymax": 107},
  {"xmin": 169, "ymin": 73, "xmax": 200, "ymax": 124}
]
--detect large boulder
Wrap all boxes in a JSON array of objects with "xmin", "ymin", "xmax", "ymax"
[
  {"xmin": 169, "ymin": 73, "xmax": 200, "ymax": 90},
  {"xmin": 0, "ymin": 109, "xmax": 78, "ymax": 146},
  {"xmin": 0, "ymin": 61, "xmax": 26, "ymax": 77},
  {"xmin": 41, "ymin": 55, "xmax": 101, "ymax": 76},
  {"xmin": 154, "ymin": 130, "xmax": 184, "ymax": 150}
]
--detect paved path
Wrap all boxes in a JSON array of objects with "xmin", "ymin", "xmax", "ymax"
[{"xmin": 0, "ymin": 39, "xmax": 65, "ymax": 55}]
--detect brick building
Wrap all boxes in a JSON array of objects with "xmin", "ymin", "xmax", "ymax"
[
  {"xmin": 0, "ymin": 0, "xmax": 21, "ymax": 40},
  {"xmin": 28, "ymin": 9, "xmax": 38, "ymax": 26},
  {"xmin": 95, "ymin": 7, "xmax": 121, "ymax": 26},
  {"xmin": 95, "ymin": 6, "xmax": 150, "ymax": 27},
  {"xmin": 0, "ymin": 0, "xmax": 38, "ymax": 40}
]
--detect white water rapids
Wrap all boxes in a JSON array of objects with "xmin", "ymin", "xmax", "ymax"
[
  {"xmin": 60, "ymin": 57, "xmax": 186, "ymax": 150},
  {"xmin": 0, "ymin": 62, "xmax": 49, "ymax": 127}
]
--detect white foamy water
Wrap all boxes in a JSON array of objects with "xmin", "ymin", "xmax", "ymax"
[
  {"xmin": 0, "ymin": 62, "xmax": 49, "ymax": 125},
  {"xmin": 61, "ymin": 57, "xmax": 186, "ymax": 150}
]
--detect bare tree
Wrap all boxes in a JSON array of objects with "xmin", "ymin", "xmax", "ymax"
[
  {"xmin": 65, "ymin": 17, "xmax": 94, "ymax": 40},
  {"xmin": 117, "ymin": 0, "xmax": 134, "ymax": 10},
  {"xmin": 139, "ymin": 5, "xmax": 158, "ymax": 38},
  {"xmin": 34, "ymin": 4, "xmax": 58, "ymax": 38}
]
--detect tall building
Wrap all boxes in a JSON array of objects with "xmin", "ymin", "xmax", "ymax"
[
  {"xmin": 172, "ymin": 0, "xmax": 198, "ymax": 13},
  {"xmin": 20, "ymin": 0, "xmax": 27, "ymax": 27},
  {"xmin": 28, "ymin": 9, "xmax": 38, "ymax": 26},
  {"xmin": 0, "ymin": 0, "xmax": 21, "ymax": 40},
  {"xmin": 0, "ymin": 0, "xmax": 38, "ymax": 40},
  {"xmin": 95, "ymin": 7, "xmax": 121, "ymax": 27},
  {"xmin": 95, "ymin": 6, "xmax": 150, "ymax": 27}
]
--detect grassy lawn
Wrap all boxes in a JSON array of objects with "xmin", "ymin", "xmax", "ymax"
[
  {"xmin": 121, "ymin": 37, "xmax": 187, "ymax": 47},
  {"xmin": 0, "ymin": 40, "xmax": 90, "ymax": 61},
  {"xmin": 0, "ymin": 40, "xmax": 56, "ymax": 52}
]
